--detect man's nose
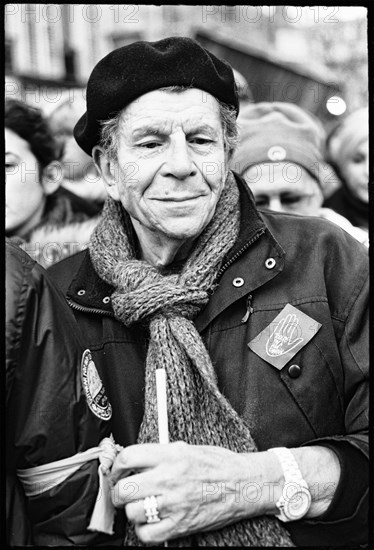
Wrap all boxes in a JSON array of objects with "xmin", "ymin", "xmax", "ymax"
[{"xmin": 162, "ymin": 136, "xmax": 196, "ymax": 179}]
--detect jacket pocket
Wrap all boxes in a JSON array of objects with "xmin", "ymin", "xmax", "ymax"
[{"xmin": 279, "ymin": 338, "xmax": 345, "ymax": 438}]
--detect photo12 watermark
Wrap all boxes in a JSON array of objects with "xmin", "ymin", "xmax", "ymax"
[
  {"xmin": 5, "ymin": 4, "xmax": 140, "ymax": 24},
  {"xmin": 201, "ymin": 480, "xmax": 337, "ymax": 504},
  {"xmin": 201, "ymin": 5, "xmax": 340, "ymax": 24}
]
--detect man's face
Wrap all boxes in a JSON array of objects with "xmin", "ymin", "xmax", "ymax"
[
  {"xmin": 243, "ymin": 162, "xmax": 323, "ymax": 216},
  {"xmin": 101, "ymin": 89, "xmax": 228, "ymax": 245},
  {"xmin": 5, "ymin": 128, "xmax": 46, "ymax": 237}
]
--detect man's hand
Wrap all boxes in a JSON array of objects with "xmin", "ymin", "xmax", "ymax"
[
  {"xmin": 109, "ymin": 442, "xmax": 340, "ymax": 544},
  {"xmin": 109, "ymin": 441, "xmax": 274, "ymax": 544}
]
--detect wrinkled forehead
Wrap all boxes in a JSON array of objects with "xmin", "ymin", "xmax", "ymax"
[{"xmin": 119, "ymin": 88, "xmax": 221, "ymax": 131}]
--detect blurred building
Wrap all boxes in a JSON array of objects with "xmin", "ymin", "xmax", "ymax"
[
  {"xmin": 195, "ymin": 28, "xmax": 341, "ymax": 127},
  {"xmin": 5, "ymin": 4, "xmax": 367, "ymax": 127},
  {"xmin": 5, "ymin": 5, "xmax": 196, "ymax": 84},
  {"xmin": 193, "ymin": 5, "xmax": 367, "ymax": 129}
]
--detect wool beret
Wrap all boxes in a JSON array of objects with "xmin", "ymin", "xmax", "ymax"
[
  {"xmin": 74, "ymin": 36, "xmax": 239, "ymax": 156},
  {"xmin": 230, "ymin": 102, "xmax": 326, "ymax": 187}
]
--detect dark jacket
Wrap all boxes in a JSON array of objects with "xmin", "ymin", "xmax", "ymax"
[
  {"xmin": 48, "ymin": 175, "xmax": 369, "ymax": 547},
  {"xmin": 5, "ymin": 240, "xmax": 122, "ymax": 546},
  {"xmin": 323, "ymin": 183, "xmax": 369, "ymax": 231}
]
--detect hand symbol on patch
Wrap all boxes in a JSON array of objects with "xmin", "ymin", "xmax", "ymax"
[{"xmin": 266, "ymin": 313, "xmax": 304, "ymax": 357}]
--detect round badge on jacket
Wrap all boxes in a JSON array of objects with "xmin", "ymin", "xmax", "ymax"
[
  {"xmin": 81, "ymin": 349, "xmax": 112, "ymax": 420},
  {"xmin": 267, "ymin": 145, "xmax": 287, "ymax": 161}
]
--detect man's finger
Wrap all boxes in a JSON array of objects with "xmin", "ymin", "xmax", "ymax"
[
  {"xmin": 135, "ymin": 517, "xmax": 175, "ymax": 545},
  {"xmin": 110, "ymin": 443, "xmax": 170, "ymax": 481},
  {"xmin": 125, "ymin": 493, "xmax": 166, "ymax": 524},
  {"xmin": 111, "ymin": 469, "xmax": 161, "ymax": 506}
]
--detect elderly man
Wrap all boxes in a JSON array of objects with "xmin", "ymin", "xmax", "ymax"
[{"xmin": 49, "ymin": 37, "xmax": 368, "ymax": 547}]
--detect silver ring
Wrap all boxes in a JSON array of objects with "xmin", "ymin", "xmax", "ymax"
[{"xmin": 144, "ymin": 495, "xmax": 160, "ymax": 524}]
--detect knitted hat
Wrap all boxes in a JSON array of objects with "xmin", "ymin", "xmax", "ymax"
[
  {"xmin": 74, "ymin": 36, "xmax": 239, "ymax": 156},
  {"xmin": 327, "ymin": 107, "xmax": 369, "ymax": 166},
  {"xmin": 230, "ymin": 101, "xmax": 326, "ymax": 186}
]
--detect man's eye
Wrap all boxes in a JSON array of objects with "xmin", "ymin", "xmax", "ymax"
[
  {"xmin": 139, "ymin": 142, "xmax": 162, "ymax": 149},
  {"xmin": 190, "ymin": 138, "xmax": 212, "ymax": 145},
  {"xmin": 5, "ymin": 162, "xmax": 17, "ymax": 169}
]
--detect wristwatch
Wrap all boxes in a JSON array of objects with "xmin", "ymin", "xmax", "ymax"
[{"xmin": 268, "ymin": 447, "xmax": 312, "ymax": 522}]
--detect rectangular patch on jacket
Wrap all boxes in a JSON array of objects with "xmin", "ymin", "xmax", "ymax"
[{"xmin": 248, "ymin": 304, "xmax": 321, "ymax": 370}]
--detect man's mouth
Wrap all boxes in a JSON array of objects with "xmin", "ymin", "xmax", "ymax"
[{"xmin": 154, "ymin": 195, "xmax": 203, "ymax": 202}]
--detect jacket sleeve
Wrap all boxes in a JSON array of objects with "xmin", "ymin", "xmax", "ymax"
[
  {"xmin": 6, "ymin": 241, "xmax": 121, "ymax": 545},
  {"xmin": 289, "ymin": 238, "xmax": 369, "ymax": 547}
]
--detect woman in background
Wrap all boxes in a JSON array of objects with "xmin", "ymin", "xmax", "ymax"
[
  {"xmin": 324, "ymin": 107, "xmax": 369, "ymax": 233},
  {"xmin": 230, "ymin": 101, "xmax": 368, "ymax": 247},
  {"xmin": 5, "ymin": 99, "xmax": 98, "ymax": 268}
]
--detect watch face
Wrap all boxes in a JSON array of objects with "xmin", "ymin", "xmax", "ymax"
[{"xmin": 283, "ymin": 485, "xmax": 312, "ymax": 520}]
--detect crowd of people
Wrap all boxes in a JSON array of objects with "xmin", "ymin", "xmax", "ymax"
[
  {"xmin": 6, "ymin": 36, "xmax": 369, "ymax": 547},
  {"xmin": 231, "ymin": 101, "xmax": 369, "ymax": 246}
]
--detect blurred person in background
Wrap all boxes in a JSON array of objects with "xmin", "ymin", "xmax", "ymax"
[
  {"xmin": 48, "ymin": 90, "xmax": 107, "ymax": 214},
  {"xmin": 6, "ymin": 238, "xmax": 121, "ymax": 545},
  {"xmin": 5, "ymin": 99, "xmax": 99, "ymax": 268},
  {"xmin": 230, "ymin": 102, "xmax": 369, "ymax": 247},
  {"xmin": 323, "ymin": 107, "xmax": 369, "ymax": 234}
]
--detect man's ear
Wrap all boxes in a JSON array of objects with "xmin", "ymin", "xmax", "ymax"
[
  {"xmin": 92, "ymin": 145, "xmax": 120, "ymax": 201},
  {"xmin": 223, "ymin": 149, "xmax": 232, "ymax": 180},
  {"xmin": 41, "ymin": 161, "xmax": 62, "ymax": 195}
]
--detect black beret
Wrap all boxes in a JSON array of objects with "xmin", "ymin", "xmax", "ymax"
[{"xmin": 74, "ymin": 36, "xmax": 239, "ymax": 156}]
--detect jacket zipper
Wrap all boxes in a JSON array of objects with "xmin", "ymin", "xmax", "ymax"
[
  {"xmin": 67, "ymin": 298, "xmax": 115, "ymax": 317},
  {"xmin": 217, "ymin": 227, "xmax": 265, "ymax": 278},
  {"xmin": 217, "ymin": 228, "xmax": 265, "ymax": 324},
  {"xmin": 241, "ymin": 294, "xmax": 253, "ymax": 323}
]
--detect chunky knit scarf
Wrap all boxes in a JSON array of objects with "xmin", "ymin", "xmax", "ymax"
[{"xmin": 89, "ymin": 172, "xmax": 294, "ymax": 547}]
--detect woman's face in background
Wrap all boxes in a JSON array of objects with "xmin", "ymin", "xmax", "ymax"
[
  {"xmin": 5, "ymin": 128, "xmax": 46, "ymax": 238},
  {"xmin": 340, "ymin": 137, "xmax": 369, "ymax": 203}
]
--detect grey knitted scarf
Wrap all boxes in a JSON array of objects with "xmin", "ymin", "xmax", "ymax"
[{"xmin": 89, "ymin": 172, "xmax": 294, "ymax": 547}]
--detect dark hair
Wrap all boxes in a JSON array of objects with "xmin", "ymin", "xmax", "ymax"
[{"xmin": 5, "ymin": 99, "xmax": 60, "ymax": 169}]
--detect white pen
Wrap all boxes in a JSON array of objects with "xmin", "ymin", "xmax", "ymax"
[
  {"xmin": 156, "ymin": 368, "xmax": 169, "ymax": 546},
  {"xmin": 156, "ymin": 368, "xmax": 169, "ymax": 444}
]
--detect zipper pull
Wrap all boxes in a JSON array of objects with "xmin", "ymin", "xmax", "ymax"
[{"xmin": 241, "ymin": 294, "xmax": 253, "ymax": 323}]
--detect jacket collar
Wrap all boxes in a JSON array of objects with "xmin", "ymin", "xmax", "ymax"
[
  {"xmin": 67, "ymin": 173, "xmax": 285, "ymax": 317},
  {"xmin": 67, "ymin": 249, "xmax": 114, "ymax": 312},
  {"xmin": 195, "ymin": 175, "xmax": 285, "ymax": 332}
]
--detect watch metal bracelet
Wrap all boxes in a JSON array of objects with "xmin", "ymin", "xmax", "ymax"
[{"xmin": 268, "ymin": 446, "xmax": 312, "ymax": 522}]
